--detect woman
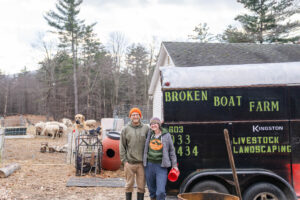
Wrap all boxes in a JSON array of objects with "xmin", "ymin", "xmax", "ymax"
[{"xmin": 143, "ymin": 117, "xmax": 178, "ymax": 200}]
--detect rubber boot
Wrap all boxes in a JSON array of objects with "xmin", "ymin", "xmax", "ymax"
[
  {"xmin": 137, "ymin": 192, "xmax": 144, "ymax": 200},
  {"xmin": 126, "ymin": 192, "xmax": 132, "ymax": 200}
]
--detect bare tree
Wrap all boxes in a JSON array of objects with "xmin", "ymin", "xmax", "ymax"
[
  {"xmin": 108, "ymin": 32, "xmax": 128, "ymax": 105},
  {"xmin": 0, "ymin": 75, "xmax": 10, "ymax": 116}
]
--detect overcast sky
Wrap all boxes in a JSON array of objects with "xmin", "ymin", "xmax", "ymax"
[{"xmin": 0, "ymin": 0, "xmax": 245, "ymax": 74}]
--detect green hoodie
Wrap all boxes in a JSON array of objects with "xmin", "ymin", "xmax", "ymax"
[
  {"xmin": 147, "ymin": 128, "xmax": 168, "ymax": 164},
  {"xmin": 119, "ymin": 122, "xmax": 149, "ymax": 164}
]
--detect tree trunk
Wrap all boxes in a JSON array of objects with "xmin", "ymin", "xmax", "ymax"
[
  {"xmin": 0, "ymin": 163, "xmax": 20, "ymax": 178},
  {"xmin": 3, "ymin": 82, "xmax": 8, "ymax": 117},
  {"xmin": 50, "ymin": 59, "xmax": 57, "ymax": 119},
  {"xmin": 114, "ymin": 73, "xmax": 119, "ymax": 105},
  {"xmin": 103, "ymin": 80, "xmax": 106, "ymax": 117},
  {"xmin": 259, "ymin": 2, "xmax": 263, "ymax": 44},
  {"xmin": 46, "ymin": 88, "xmax": 51, "ymax": 121},
  {"xmin": 72, "ymin": 34, "xmax": 79, "ymax": 115},
  {"xmin": 87, "ymin": 73, "xmax": 91, "ymax": 118}
]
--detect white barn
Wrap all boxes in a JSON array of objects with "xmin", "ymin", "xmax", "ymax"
[{"xmin": 148, "ymin": 42, "xmax": 300, "ymax": 120}]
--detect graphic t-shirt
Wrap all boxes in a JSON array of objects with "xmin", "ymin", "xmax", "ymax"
[{"xmin": 147, "ymin": 133, "xmax": 163, "ymax": 164}]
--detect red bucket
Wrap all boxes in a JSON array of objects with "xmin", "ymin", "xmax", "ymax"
[{"xmin": 168, "ymin": 168, "xmax": 180, "ymax": 182}]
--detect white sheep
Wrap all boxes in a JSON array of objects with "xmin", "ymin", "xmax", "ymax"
[
  {"xmin": 42, "ymin": 124, "xmax": 60, "ymax": 139},
  {"xmin": 45, "ymin": 121, "xmax": 67, "ymax": 137},
  {"xmin": 61, "ymin": 118, "xmax": 73, "ymax": 127},
  {"xmin": 57, "ymin": 123, "xmax": 67, "ymax": 137},
  {"xmin": 45, "ymin": 121, "xmax": 60, "ymax": 126},
  {"xmin": 85, "ymin": 119, "xmax": 97, "ymax": 129},
  {"xmin": 35, "ymin": 122, "xmax": 45, "ymax": 135}
]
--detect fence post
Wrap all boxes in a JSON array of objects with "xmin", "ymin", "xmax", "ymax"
[
  {"xmin": 67, "ymin": 131, "xmax": 73, "ymax": 164},
  {"xmin": 66, "ymin": 130, "xmax": 79, "ymax": 164},
  {"xmin": 0, "ymin": 128, "xmax": 5, "ymax": 163}
]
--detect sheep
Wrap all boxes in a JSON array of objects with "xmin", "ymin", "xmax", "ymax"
[
  {"xmin": 57, "ymin": 123, "xmax": 67, "ymax": 137},
  {"xmin": 45, "ymin": 121, "xmax": 67, "ymax": 137},
  {"xmin": 84, "ymin": 120, "xmax": 102, "ymax": 136},
  {"xmin": 85, "ymin": 120, "xmax": 97, "ymax": 129},
  {"xmin": 45, "ymin": 121, "xmax": 60, "ymax": 126},
  {"xmin": 42, "ymin": 124, "xmax": 60, "ymax": 139},
  {"xmin": 35, "ymin": 122, "xmax": 45, "ymax": 136},
  {"xmin": 61, "ymin": 118, "xmax": 73, "ymax": 128}
]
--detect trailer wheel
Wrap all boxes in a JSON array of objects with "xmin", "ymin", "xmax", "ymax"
[
  {"xmin": 190, "ymin": 180, "xmax": 229, "ymax": 193},
  {"xmin": 243, "ymin": 182, "xmax": 286, "ymax": 200}
]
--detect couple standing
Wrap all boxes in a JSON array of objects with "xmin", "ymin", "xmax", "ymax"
[{"xmin": 119, "ymin": 108, "xmax": 178, "ymax": 200}]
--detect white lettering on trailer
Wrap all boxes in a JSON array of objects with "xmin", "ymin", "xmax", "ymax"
[{"xmin": 252, "ymin": 125, "xmax": 283, "ymax": 133}]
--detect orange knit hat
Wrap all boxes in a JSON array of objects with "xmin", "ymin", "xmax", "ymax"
[{"xmin": 129, "ymin": 107, "xmax": 142, "ymax": 118}]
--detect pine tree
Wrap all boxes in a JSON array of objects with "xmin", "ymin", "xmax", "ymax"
[
  {"xmin": 188, "ymin": 23, "xmax": 215, "ymax": 42},
  {"xmin": 44, "ymin": 0, "xmax": 86, "ymax": 114},
  {"xmin": 236, "ymin": 0, "xmax": 300, "ymax": 43},
  {"xmin": 219, "ymin": 25, "xmax": 255, "ymax": 43}
]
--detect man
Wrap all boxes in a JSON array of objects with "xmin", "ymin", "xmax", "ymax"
[{"xmin": 120, "ymin": 108, "xmax": 149, "ymax": 200}]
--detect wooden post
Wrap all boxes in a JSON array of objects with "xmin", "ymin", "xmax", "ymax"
[
  {"xmin": 0, "ymin": 163, "xmax": 20, "ymax": 178},
  {"xmin": 224, "ymin": 129, "xmax": 242, "ymax": 200},
  {"xmin": 0, "ymin": 128, "xmax": 4, "ymax": 163},
  {"xmin": 66, "ymin": 130, "xmax": 79, "ymax": 164},
  {"xmin": 67, "ymin": 131, "xmax": 72, "ymax": 164}
]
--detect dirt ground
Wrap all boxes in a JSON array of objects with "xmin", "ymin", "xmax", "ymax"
[{"xmin": 0, "ymin": 126, "xmax": 149, "ymax": 200}]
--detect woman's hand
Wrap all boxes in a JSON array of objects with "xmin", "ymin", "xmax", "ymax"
[{"xmin": 173, "ymin": 167, "xmax": 179, "ymax": 171}]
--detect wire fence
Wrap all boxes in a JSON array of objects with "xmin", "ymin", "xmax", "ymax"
[
  {"xmin": 0, "ymin": 116, "xmax": 28, "ymax": 135},
  {"xmin": 0, "ymin": 114, "xmax": 50, "ymax": 127},
  {"xmin": 0, "ymin": 116, "xmax": 30, "ymax": 163},
  {"xmin": 113, "ymin": 104, "xmax": 153, "ymax": 125},
  {"xmin": 0, "ymin": 106, "xmax": 153, "ymax": 164},
  {"xmin": 0, "ymin": 115, "xmax": 35, "ymax": 164}
]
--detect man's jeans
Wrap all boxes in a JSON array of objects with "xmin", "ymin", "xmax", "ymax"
[{"xmin": 145, "ymin": 162, "xmax": 168, "ymax": 200}]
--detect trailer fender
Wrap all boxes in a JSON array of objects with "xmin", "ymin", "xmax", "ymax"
[{"xmin": 179, "ymin": 169, "xmax": 233, "ymax": 193}]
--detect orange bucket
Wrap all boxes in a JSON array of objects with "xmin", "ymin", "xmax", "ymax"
[{"xmin": 102, "ymin": 131, "xmax": 122, "ymax": 171}]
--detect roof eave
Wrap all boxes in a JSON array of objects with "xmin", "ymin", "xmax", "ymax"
[{"xmin": 148, "ymin": 43, "xmax": 168, "ymax": 95}]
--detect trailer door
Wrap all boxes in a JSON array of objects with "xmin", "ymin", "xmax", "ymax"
[
  {"xmin": 291, "ymin": 121, "xmax": 300, "ymax": 196},
  {"xmin": 290, "ymin": 86, "xmax": 300, "ymax": 197}
]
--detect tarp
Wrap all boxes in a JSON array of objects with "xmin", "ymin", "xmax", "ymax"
[{"xmin": 160, "ymin": 62, "xmax": 300, "ymax": 89}]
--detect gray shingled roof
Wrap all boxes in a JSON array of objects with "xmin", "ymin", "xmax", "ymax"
[{"xmin": 162, "ymin": 42, "xmax": 300, "ymax": 67}]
